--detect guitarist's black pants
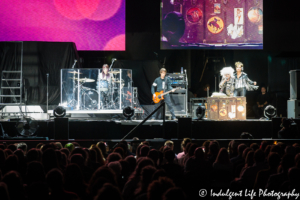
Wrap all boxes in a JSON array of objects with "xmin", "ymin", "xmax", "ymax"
[{"xmin": 152, "ymin": 94, "xmax": 176, "ymax": 119}]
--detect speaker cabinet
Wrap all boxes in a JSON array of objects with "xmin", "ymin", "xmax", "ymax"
[
  {"xmin": 288, "ymin": 100, "xmax": 300, "ymax": 119},
  {"xmin": 165, "ymin": 94, "xmax": 187, "ymax": 116},
  {"xmin": 290, "ymin": 70, "xmax": 300, "ymax": 100},
  {"xmin": 54, "ymin": 118, "xmax": 69, "ymax": 139}
]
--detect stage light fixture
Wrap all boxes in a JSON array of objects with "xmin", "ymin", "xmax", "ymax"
[
  {"xmin": 123, "ymin": 106, "xmax": 135, "ymax": 120},
  {"xmin": 53, "ymin": 106, "xmax": 66, "ymax": 118},
  {"xmin": 240, "ymin": 132, "xmax": 254, "ymax": 139},
  {"xmin": 196, "ymin": 106, "xmax": 206, "ymax": 120},
  {"xmin": 15, "ymin": 117, "xmax": 39, "ymax": 137},
  {"xmin": 264, "ymin": 105, "xmax": 277, "ymax": 120}
]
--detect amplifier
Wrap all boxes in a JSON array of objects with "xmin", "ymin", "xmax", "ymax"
[
  {"xmin": 166, "ymin": 73, "xmax": 187, "ymax": 88},
  {"xmin": 165, "ymin": 94, "xmax": 187, "ymax": 116}
]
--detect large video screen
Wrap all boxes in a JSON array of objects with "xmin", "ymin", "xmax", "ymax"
[
  {"xmin": 161, "ymin": 0, "xmax": 263, "ymax": 50},
  {"xmin": 0, "ymin": 0, "xmax": 125, "ymax": 51}
]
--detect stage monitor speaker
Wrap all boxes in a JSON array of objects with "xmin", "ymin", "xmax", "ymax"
[
  {"xmin": 177, "ymin": 117, "xmax": 192, "ymax": 139},
  {"xmin": 288, "ymin": 100, "xmax": 300, "ymax": 119},
  {"xmin": 54, "ymin": 118, "xmax": 69, "ymax": 139},
  {"xmin": 165, "ymin": 94, "xmax": 187, "ymax": 116},
  {"xmin": 290, "ymin": 70, "xmax": 300, "ymax": 100}
]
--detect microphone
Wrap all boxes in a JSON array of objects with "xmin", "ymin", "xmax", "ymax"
[{"xmin": 71, "ymin": 60, "xmax": 77, "ymax": 69}]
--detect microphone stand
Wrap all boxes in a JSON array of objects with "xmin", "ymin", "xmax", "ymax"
[{"xmin": 46, "ymin": 73, "xmax": 49, "ymax": 119}]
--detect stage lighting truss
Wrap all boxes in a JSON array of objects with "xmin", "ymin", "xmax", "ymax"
[
  {"xmin": 53, "ymin": 106, "xmax": 67, "ymax": 118},
  {"xmin": 123, "ymin": 106, "xmax": 135, "ymax": 120},
  {"xmin": 264, "ymin": 105, "xmax": 277, "ymax": 120},
  {"xmin": 196, "ymin": 105, "xmax": 206, "ymax": 120}
]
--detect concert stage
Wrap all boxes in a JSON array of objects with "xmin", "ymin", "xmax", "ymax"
[{"xmin": 1, "ymin": 118, "xmax": 280, "ymax": 140}]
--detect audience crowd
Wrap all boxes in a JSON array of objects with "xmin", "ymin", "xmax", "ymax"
[{"xmin": 1, "ymin": 139, "xmax": 300, "ymax": 200}]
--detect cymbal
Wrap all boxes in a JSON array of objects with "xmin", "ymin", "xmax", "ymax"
[
  {"xmin": 68, "ymin": 71, "xmax": 82, "ymax": 74},
  {"xmin": 69, "ymin": 77, "xmax": 95, "ymax": 82}
]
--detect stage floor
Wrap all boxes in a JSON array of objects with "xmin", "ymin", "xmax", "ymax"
[{"xmin": 0, "ymin": 118, "xmax": 275, "ymax": 140}]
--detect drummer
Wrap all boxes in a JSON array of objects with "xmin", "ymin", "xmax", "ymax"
[{"xmin": 98, "ymin": 64, "xmax": 113, "ymax": 82}]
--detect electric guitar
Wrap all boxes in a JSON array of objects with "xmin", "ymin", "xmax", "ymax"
[{"xmin": 152, "ymin": 87, "xmax": 181, "ymax": 103}]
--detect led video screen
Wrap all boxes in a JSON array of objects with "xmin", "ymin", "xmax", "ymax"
[
  {"xmin": 161, "ymin": 0, "xmax": 263, "ymax": 49},
  {"xmin": 0, "ymin": 0, "xmax": 125, "ymax": 51}
]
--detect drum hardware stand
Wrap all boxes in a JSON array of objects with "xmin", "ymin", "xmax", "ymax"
[{"xmin": 46, "ymin": 73, "xmax": 49, "ymax": 119}]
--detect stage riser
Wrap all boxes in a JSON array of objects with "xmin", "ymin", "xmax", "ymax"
[{"xmin": 1, "ymin": 120, "xmax": 273, "ymax": 140}]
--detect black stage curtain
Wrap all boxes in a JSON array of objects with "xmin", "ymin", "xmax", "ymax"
[
  {"xmin": 0, "ymin": 42, "xmax": 79, "ymax": 106},
  {"xmin": 114, "ymin": 60, "xmax": 161, "ymax": 105}
]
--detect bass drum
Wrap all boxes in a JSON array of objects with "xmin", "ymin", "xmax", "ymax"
[{"xmin": 84, "ymin": 89, "xmax": 99, "ymax": 109}]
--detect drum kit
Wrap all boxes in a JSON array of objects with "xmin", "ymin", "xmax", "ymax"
[{"xmin": 67, "ymin": 70, "xmax": 128, "ymax": 110}]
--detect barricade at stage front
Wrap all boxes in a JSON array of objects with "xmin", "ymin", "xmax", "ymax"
[{"xmin": 1, "ymin": 118, "xmax": 276, "ymax": 140}]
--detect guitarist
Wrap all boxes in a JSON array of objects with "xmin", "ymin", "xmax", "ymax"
[{"xmin": 151, "ymin": 68, "xmax": 177, "ymax": 120}]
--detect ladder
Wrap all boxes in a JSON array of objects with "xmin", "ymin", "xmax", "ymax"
[{"xmin": 0, "ymin": 42, "xmax": 23, "ymax": 106}]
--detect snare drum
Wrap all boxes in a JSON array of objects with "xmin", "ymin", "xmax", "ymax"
[{"xmin": 97, "ymin": 80, "xmax": 109, "ymax": 91}]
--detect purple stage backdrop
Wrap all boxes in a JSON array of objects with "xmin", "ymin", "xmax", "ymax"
[{"xmin": 0, "ymin": 0, "xmax": 125, "ymax": 51}]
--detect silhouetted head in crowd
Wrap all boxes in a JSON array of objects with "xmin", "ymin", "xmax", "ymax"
[
  {"xmin": 270, "ymin": 145, "xmax": 282, "ymax": 156},
  {"xmin": 64, "ymin": 143, "xmax": 75, "ymax": 152},
  {"xmin": 140, "ymin": 145, "xmax": 150, "ymax": 157},
  {"xmin": 114, "ymin": 147, "xmax": 125, "ymax": 158},
  {"xmin": 17, "ymin": 142, "xmax": 27, "ymax": 154},
  {"xmin": 46, "ymin": 168, "xmax": 64, "ymax": 191},
  {"xmin": 131, "ymin": 137, "xmax": 140, "ymax": 153},
  {"xmin": 26, "ymin": 161, "xmax": 45, "ymax": 186},
  {"xmin": 91, "ymin": 147, "xmax": 105, "ymax": 165},
  {"xmin": 107, "ymin": 152, "xmax": 122, "ymax": 164},
  {"xmin": 42, "ymin": 148, "xmax": 59, "ymax": 173},
  {"xmin": 125, "ymin": 155, "xmax": 136, "ymax": 173},
  {"xmin": 7, "ymin": 144, "xmax": 16, "ymax": 152},
  {"xmin": 94, "ymin": 183, "xmax": 123, "ymax": 200},
  {"xmin": 208, "ymin": 141, "xmax": 219, "ymax": 156},
  {"xmin": 147, "ymin": 149, "xmax": 159, "ymax": 165},
  {"xmin": 147, "ymin": 177, "xmax": 175, "ymax": 200},
  {"xmin": 164, "ymin": 149, "xmax": 175, "ymax": 164},
  {"xmin": 64, "ymin": 163, "xmax": 85, "ymax": 192},
  {"xmin": 129, "ymin": 157, "xmax": 154, "ymax": 181},
  {"xmin": 70, "ymin": 153, "xmax": 85, "ymax": 167},
  {"xmin": 72, "ymin": 142, "xmax": 80, "ymax": 148},
  {"xmin": 4, "ymin": 149, "xmax": 13, "ymax": 156},
  {"xmin": 2, "ymin": 171, "xmax": 24, "ymax": 200},
  {"xmin": 36, "ymin": 143, "xmax": 44, "ymax": 149},
  {"xmin": 245, "ymin": 151, "xmax": 255, "ymax": 167},
  {"xmin": 135, "ymin": 165, "xmax": 157, "ymax": 196},
  {"xmin": 181, "ymin": 138, "xmax": 191, "ymax": 153},
  {"xmin": 88, "ymin": 166, "xmax": 118, "ymax": 194},
  {"xmin": 27, "ymin": 148, "xmax": 40, "ymax": 162},
  {"xmin": 108, "ymin": 161, "xmax": 122, "ymax": 177},
  {"xmin": 260, "ymin": 141, "xmax": 269, "ymax": 152},
  {"xmin": 264, "ymin": 145, "xmax": 271, "ymax": 157},
  {"xmin": 70, "ymin": 147, "xmax": 88, "ymax": 163},
  {"xmin": 285, "ymin": 145, "xmax": 296, "ymax": 156},
  {"xmin": 228, "ymin": 140, "xmax": 239, "ymax": 157},
  {"xmin": 242, "ymin": 147, "xmax": 252, "ymax": 160},
  {"xmin": 164, "ymin": 140, "xmax": 174, "ymax": 151},
  {"xmin": 215, "ymin": 147, "xmax": 230, "ymax": 164},
  {"xmin": 60, "ymin": 148, "xmax": 70, "ymax": 158},
  {"xmin": 194, "ymin": 147, "xmax": 205, "ymax": 160},
  {"xmin": 254, "ymin": 149, "xmax": 265, "ymax": 164},
  {"xmin": 267, "ymin": 152, "xmax": 281, "ymax": 170},
  {"xmin": 152, "ymin": 169, "xmax": 167, "ymax": 181},
  {"xmin": 163, "ymin": 187, "xmax": 186, "ymax": 200},
  {"xmin": 250, "ymin": 143, "xmax": 260, "ymax": 151},
  {"xmin": 96, "ymin": 141, "xmax": 108, "ymax": 158},
  {"xmin": 0, "ymin": 182, "xmax": 9, "ymax": 200},
  {"xmin": 188, "ymin": 143, "xmax": 199, "ymax": 157},
  {"xmin": 136, "ymin": 144, "xmax": 144, "ymax": 158},
  {"xmin": 280, "ymin": 154, "xmax": 295, "ymax": 173},
  {"xmin": 288, "ymin": 167, "xmax": 300, "ymax": 186},
  {"xmin": 89, "ymin": 148, "xmax": 97, "ymax": 162},
  {"xmin": 54, "ymin": 142, "xmax": 63, "ymax": 150},
  {"xmin": 237, "ymin": 144, "xmax": 247, "ymax": 156}
]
